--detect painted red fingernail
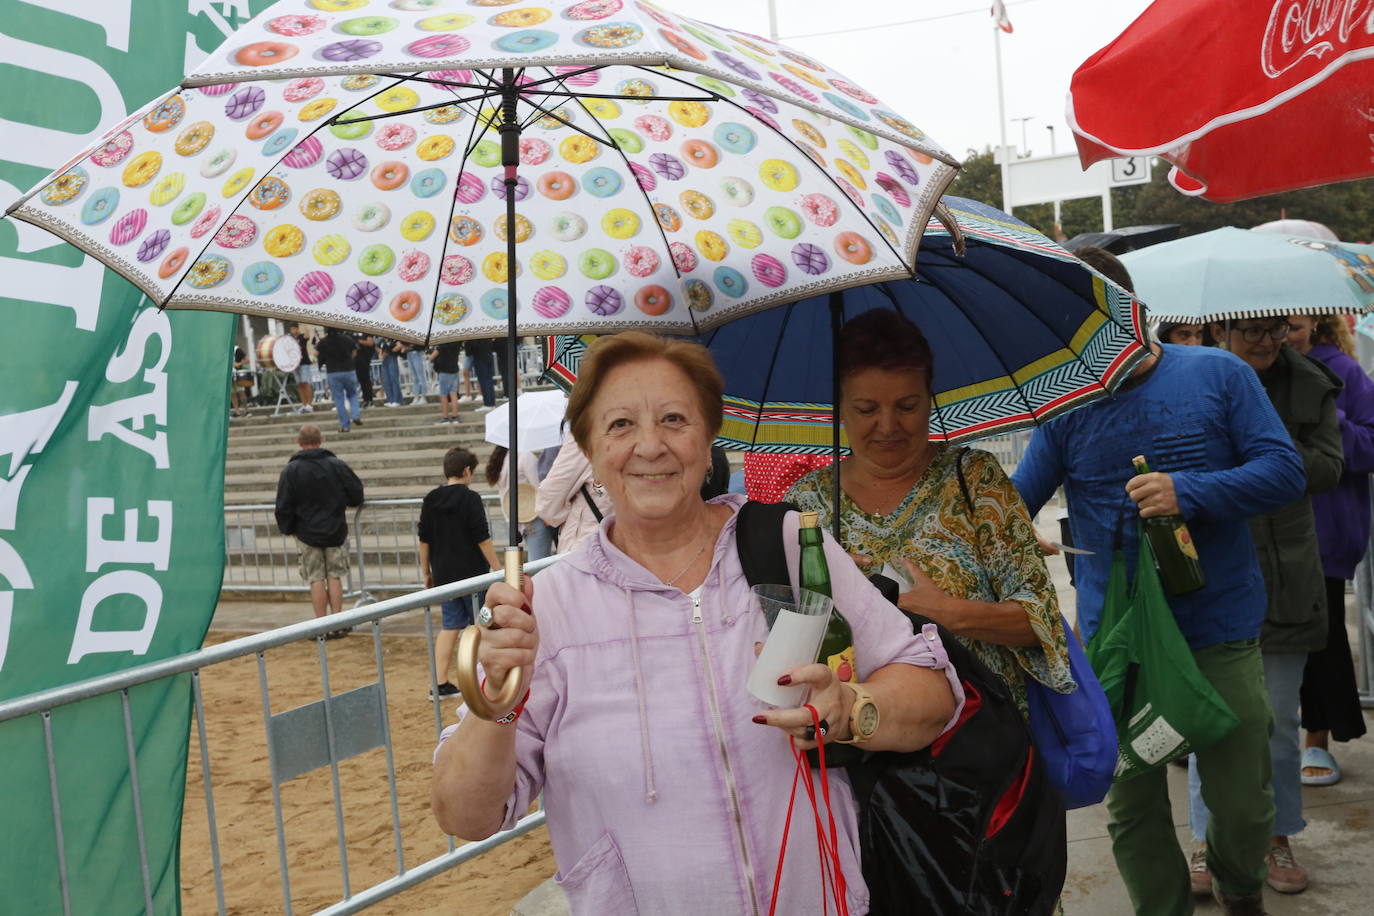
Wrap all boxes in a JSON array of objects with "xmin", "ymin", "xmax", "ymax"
[
  {"xmin": 751, "ymin": 715, "xmax": 768, "ymax": 724},
  {"xmin": 776, "ymin": 675, "xmax": 792, "ymax": 686}
]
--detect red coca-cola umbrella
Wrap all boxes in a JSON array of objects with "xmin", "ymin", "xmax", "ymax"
[{"xmin": 1068, "ymin": 0, "xmax": 1374, "ymax": 202}]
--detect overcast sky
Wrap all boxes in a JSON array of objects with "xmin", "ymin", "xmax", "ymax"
[{"xmin": 688, "ymin": 0, "xmax": 1155, "ymax": 162}]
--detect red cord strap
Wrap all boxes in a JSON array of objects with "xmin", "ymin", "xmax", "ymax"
[{"xmin": 767, "ymin": 704, "xmax": 849, "ymax": 916}]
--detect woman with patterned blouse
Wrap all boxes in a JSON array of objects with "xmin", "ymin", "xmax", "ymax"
[{"xmin": 787, "ymin": 308, "xmax": 1074, "ymax": 713}]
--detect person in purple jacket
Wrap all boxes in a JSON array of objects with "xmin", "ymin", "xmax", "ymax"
[
  {"xmin": 432, "ymin": 332, "xmax": 962, "ymax": 915},
  {"xmin": 1286, "ymin": 314, "xmax": 1372, "ymax": 785}
]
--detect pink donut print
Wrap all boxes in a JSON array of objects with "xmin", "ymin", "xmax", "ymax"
[
  {"xmin": 751, "ymin": 253, "xmax": 787, "ymax": 288},
  {"xmin": 669, "ymin": 241, "xmax": 697, "ymax": 273},
  {"xmin": 553, "ymin": 65, "xmax": 600, "ymax": 87},
  {"xmin": 800, "ymin": 193, "xmax": 839, "ymax": 227},
  {"xmin": 829, "ymin": 78, "xmax": 879, "ymax": 104},
  {"xmin": 634, "ymin": 115, "xmax": 672, "ymax": 142},
  {"xmin": 376, "ymin": 123, "xmax": 416, "ymax": 151},
  {"xmin": 566, "ymin": 0, "xmax": 623, "ymax": 20},
  {"xmin": 441, "ymin": 254, "xmax": 474, "ymax": 285},
  {"xmin": 628, "ymin": 162, "xmax": 656, "ymax": 192},
  {"xmin": 282, "ymin": 78, "xmax": 324, "ymax": 103},
  {"xmin": 455, "ymin": 171, "xmax": 486, "ymax": 203},
  {"xmin": 769, "ymin": 72, "xmax": 819, "ymax": 103},
  {"xmin": 874, "ymin": 172, "xmax": 911, "ymax": 207},
  {"xmin": 284, "ymin": 136, "xmax": 324, "ymax": 169},
  {"xmin": 624, "ymin": 245, "xmax": 660, "ymax": 278},
  {"xmin": 294, "ymin": 271, "xmax": 334, "ymax": 305},
  {"xmin": 835, "ymin": 178, "xmax": 865, "ymax": 208},
  {"xmin": 90, "ymin": 131, "xmax": 133, "ymax": 167},
  {"xmin": 429, "ymin": 69, "xmax": 473, "ymax": 84},
  {"xmin": 397, "ymin": 249, "xmax": 430, "ymax": 282},
  {"xmin": 406, "ymin": 34, "xmax": 470, "ymax": 58},
  {"xmin": 266, "ymin": 14, "xmax": 326, "ymax": 36},
  {"xmin": 214, "ymin": 214, "xmax": 257, "ymax": 249},
  {"xmin": 519, "ymin": 138, "xmax": 551, "ymax": 165},
  {"xmin": 108, "ymin": 208, "xmax": 147, "ymax": 245},
  {"xmin": 190, "ymin": 205, "xmax": 222, "ymax": 238},
  {"xmin": 196, "ymin": 82, "xmax": 239, "ymax": 98},
  {"xmin": 533, "ymin": 286, "xmax": 571, "ymax": 319},
  {"xmin": 744, "ymin": 108, "xmax": 781, "ymax": 133}
]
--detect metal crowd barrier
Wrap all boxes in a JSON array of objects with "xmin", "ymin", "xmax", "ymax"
[{"xmin": 0, "ymin": 560, "xmax": 562, "ymax": 916}]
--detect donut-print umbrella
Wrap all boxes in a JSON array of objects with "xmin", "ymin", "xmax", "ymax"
[
  {"xmin": 6, "ymin": 0, "xmax": 957, "ymax": 346},
  {"xmin": 546, "ymin": 197, "xmax": 1149, "ymax": 451}
]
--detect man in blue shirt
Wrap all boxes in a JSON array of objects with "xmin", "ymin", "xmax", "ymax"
[{"xmin": 1013, "ymin": 248, "xmax": 1305, "ymax": 916}]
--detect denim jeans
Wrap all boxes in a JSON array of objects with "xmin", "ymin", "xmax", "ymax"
[
  {"xmin": 1189, "ymin": 650, "xmax": 1307, "ymax": 838},
  {"xmin": 380, "ymin": 355, "xmax": 402, "ymax": 404},
  {"xmin": 326, "ymin": 370, "xmax": 360, "ymax": 430},
  {"xmin": 473, "ymin": 350, "xmax": 496, "ymax": 406},
  {"xmin": 522, "ymin": 518, "xmax": 555, "ymax": 561},
  {"xmin": 405, "ymin": 350, "xmax": 428, "ymax": 398}
]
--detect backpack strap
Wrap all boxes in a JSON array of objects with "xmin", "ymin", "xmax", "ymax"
[
  {"xmin": 735, "ymin": 500, "xmax": 798, "ymax": 587},
  {"xmin": 578, "ymin": 483, "xmax": 604, "ymax": 522}
]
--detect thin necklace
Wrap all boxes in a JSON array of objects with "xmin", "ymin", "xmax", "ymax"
[{"xmin": 664, "ymin": 536, "xmax": 710, "ymax": 587}]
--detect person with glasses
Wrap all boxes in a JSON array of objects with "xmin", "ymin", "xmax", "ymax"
[{"xmin": 1184, "ymin": 315, "xmax": 1345, "ymax": 896}]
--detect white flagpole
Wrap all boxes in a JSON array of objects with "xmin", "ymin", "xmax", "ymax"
[
  {"xmin": 994, "ymin": 16, "xmax": 1011, "ymax": 213},
  {"xmin": 767, "ymin": 0, "xmax": 779, "ymax": 40}
]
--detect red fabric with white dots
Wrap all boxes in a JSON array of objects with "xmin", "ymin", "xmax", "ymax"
[{"xmin": 744, "ymin": 453, "xmax": 836, "ymax": 504}]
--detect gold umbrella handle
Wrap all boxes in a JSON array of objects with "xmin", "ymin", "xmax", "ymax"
[{"xmin": 454, "ymin": 547, "xmax": 529, "ymax": 721}]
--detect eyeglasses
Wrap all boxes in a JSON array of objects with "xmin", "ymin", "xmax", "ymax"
[{"xmin": 1235, "ymin": 323, "xmax": 1290, "ymax": 343}]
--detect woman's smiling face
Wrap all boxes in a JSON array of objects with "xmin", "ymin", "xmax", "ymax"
[{"xmin": 585, "ymin": 357, "xmax": 712, "ymax": 525}]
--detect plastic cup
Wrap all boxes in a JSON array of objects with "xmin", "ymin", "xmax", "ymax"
[{"xmin": 747, "ymin": 584, "xmax": 834, "ymax": 708}]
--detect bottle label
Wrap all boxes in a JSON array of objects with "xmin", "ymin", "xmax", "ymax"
[
  {"xmin": 826, "ymin": 646, "xmax": 856, "ymax": 683},
  {"xmin": 1174, "ymin": 524, "xmax": 1199, "ymax": 560}
]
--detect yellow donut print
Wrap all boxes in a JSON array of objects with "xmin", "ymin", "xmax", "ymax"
[
  {"xmin": 495, "ymin": 213, "xmax": 534, "ymax": 243},
  {"xmin": 299, "ymin": 98, "xmax": 338, "ymax": 122},
  {"xmin": 149, "ymin": 172, "xmax": 185, "ymax": 206},
  {"xmin": 300, "ymin": 188, "xmax": 341, "ymax": 221},
  {"xmin": 530, "ymin": 249, "xmax": 566, "ymax": 281},
  {"xmin": 758, "ymin": 158, "xmax": 799, "ymax": 192},
  {"xmin": 263, "ymin": 223, "xmax": 305, "ymax": 258},
  {"xmin": 727, "ymin": 218, "xmax": 762, "ymax": 249},
  {"xmin": 583, "ymin": 98, "xmax": 621, "ymax": 120},
  {"xmin": 559, "ymin": 135, "xmax": 598, "ymax": 164},
  {"xmin": 492, "ymin": 7, "xmax": 551, "ymax": 26},
  {"xmin": 312, "ymin": 233, "xmax": 350, "ymax": 266},
  {"xmin": 835, "ymin": 159, "xmax": 866, "ymax": 190},
  {"xmin": 376, "ymin": 87, "xmax": 420, "ymax": 113},
  {"xmin": 695, "ymin": 230, "xmax": 728, "ymax": 262},
  {"xmin": 601, "ymin": 208, "xmax": 640, "ymax": 239},
  {"xmin": 221, "ymin": 166, "xmax": 256, "ymax": 198},
  {"xmin": 174, "ymin": 122, "xmax": 215, "ymax": 156},
  {"xmin": 482, "ymin": 252, "xmax": 521, "ymax": 283},
  {"xmin": 400, "ymin": 210, "xmax": 436, "ymax": 241},
  {"xmin": 417, "ymin": 135, "xmax": 455, "ymax": 161},
  {"xmin": 791, "ymin": 119, "xmax": 827, "ymax": 149},
  {"xmin": 784, "ymin": 64, "xmax": 829, "ymax": 89},
  {"xmin": 122, "ymin": 151, "xmax": 162, "ymax": 188},
  {"xmin": 679, "ymin": 190, "xmax": 715, "ymax": 221},
  {"xmin": 418, "ymin": 13, "xmax": 476, "ymax": 30},
  {"xmin": 668, "ymin": 101, "xmax": 710, "ymax": 128},
  {"xmin": 837, "ymin": 140, "xmax": 870, "ymax": 170},
  {"xmin": 310, "ymin": 0, "xmax": 366, "ymax": 11}
]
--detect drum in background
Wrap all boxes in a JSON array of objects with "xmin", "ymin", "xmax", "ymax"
[
  {"xmin": 256, "ymin": 334, "xmax": 302, "ymax": 372},
  {"xmin": 256, "ymin": 335, "xmax": 280, "ymax": 369}
]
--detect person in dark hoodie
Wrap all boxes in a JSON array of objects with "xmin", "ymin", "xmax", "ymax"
[
  {"xmin": 275, "ymin": 424, "xmax": 365, "ymax": 638},
  {"xmin": 418, "ymin": 447, "xmax": 498, "ymax": 699},
  {"xmin": 1185, "ymin": 316, "xmax": 1344, "ymax": 897}
]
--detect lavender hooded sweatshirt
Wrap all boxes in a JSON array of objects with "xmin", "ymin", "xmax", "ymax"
[
  {"xmin": 438, "ymin": 495, "xmax": 963, "ymax": 915},
  {"xmin": 1307, "ymin": 342, "xmax": 1374, "ymax": 578}
]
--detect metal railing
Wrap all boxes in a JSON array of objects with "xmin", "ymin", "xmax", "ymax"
[{"xmin": 0, "ymin": 560, "xmax": 562, "ymax": 916}]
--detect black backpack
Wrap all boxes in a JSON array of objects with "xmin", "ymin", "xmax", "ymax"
[{"xmin": 735, "ymin": 501, "xmax": 1067, "ymax": 916}]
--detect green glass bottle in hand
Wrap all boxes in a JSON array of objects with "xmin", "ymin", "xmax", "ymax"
[
  {"xmin": 1131, "ymin": 456, "xmax": 1206, "ymax": 596},
  {"xmin": 799, "ymin": 511, "xmax": 856, "ymax": 683}
]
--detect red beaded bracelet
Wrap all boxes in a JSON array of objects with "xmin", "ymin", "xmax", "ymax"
[{"xmin": 479, "ymin": 677, "xmax": 531, "ymax": 725}]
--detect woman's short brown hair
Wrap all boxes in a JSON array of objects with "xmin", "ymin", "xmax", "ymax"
[
  {"xmin": 566, "ymin": 332, "xmax": 724, "ymax": 452},
  {"xmin": 837, "ymin": 308, "xmax": 934, "ymax": 389}
]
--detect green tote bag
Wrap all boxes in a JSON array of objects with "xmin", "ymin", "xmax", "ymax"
[{"xmin": 1087, "ymin": 535, "xmax": 1240, "ymax": 780}]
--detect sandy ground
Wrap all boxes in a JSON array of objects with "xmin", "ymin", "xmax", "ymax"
[{"xmin": 179, "ymin": 625, "xmax": 554, "ymax": 915}]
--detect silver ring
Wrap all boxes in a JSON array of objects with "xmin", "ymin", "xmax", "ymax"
[{"xmin": 477, "ymin": 605, "xmax": 496, "ymax": 628}]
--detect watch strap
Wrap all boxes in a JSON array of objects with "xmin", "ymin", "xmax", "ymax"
[{"xmin": 835, "ymin": 682, "xmax": 877, "ymax": 745}]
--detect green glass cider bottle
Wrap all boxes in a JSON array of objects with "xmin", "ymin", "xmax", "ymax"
[
  {"xmin": 1132, "ymin": 456, "xmax": 1206, "ymax": 596},
  {"xmin": 799, "ymin": 511, "xmax": 856, "ymax": 683}
]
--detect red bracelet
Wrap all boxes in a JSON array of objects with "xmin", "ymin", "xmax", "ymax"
[{"xmin": 479, "ymin": 677, "xmax": 531, "ymax": 725}]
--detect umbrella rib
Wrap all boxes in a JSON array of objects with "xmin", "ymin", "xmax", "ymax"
[
  {"xmin": 517, "ymin": 67, "xmax": 584, "ymax": 132},
  {"xmin": 422, "ymin": 109, "xmax": 488, "ymax": 346},
  {"xmin": 517, "ymin": 98, "xmax": 618, "ymax": 147},
  {"xmin": 632, "ymin": 65, "xmax": 912, "ymax": 271},
  {"xmin": 160, "ymin": 73, "xmax": 420, "ymax": 314}
]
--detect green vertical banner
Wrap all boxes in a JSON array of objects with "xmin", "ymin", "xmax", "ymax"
[{"xmin": 0, "ymin": 3, "xmax": 275, "ymax": 913}]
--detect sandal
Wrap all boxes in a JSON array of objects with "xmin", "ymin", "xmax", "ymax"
[
  {"xmin": 1300, "ymin": 746, "xmax": 1341, "ymax": 786},
  {"xmin": 323, "ymin": 627, "xmax": 351, "ymax": 640}
]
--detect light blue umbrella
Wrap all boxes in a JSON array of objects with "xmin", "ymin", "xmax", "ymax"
[{"xmin": 1120, "ymin": 227, "xmax": 1374, "ymax": 323}]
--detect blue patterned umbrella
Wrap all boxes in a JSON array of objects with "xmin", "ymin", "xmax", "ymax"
[{"xmin": 547, "ymin": 197, "xmax": 1149, "ymax": 452}]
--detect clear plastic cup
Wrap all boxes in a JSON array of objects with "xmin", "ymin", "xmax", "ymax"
[{"xmin": 747, "ymin": 584, "xmax": 834, "ymax": 708}]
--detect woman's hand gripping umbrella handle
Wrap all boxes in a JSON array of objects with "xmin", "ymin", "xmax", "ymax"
[{"xmin": 455, "ymin": 547, "xmax": 530, "ymax": 720}]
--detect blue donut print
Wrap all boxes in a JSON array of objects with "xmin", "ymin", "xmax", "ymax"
[
  {"xmin": 822, "ymin": 92, "xmax": 870, "ymax": 121},
  {"xmin": 262, "ymin": 128, "xmax": 298, "ymax": 156},
  {"xmin": 872, "ymin": 194, "xmax": 901, "ymax": 227},
  {"xmin": 713, "ymin": 122, "xmax": 756, "ymax": 155},
  {"xmin": 242, "ymin": 261, "xmax": 284, "ymax": 296},
  {"xmin": 480, "ymin": 287, "xmax": 513, "ymax": 319},
  {"xmin": 410, "ymin": 167, "xmax": 447, "ymax": 198},
  {"xmin": 494, "ymin": 30, "xmax": 558, "ymax": 53},
  {"xmin": 582, "ymin": 167, "xmax": 622, "ymax": 198},
  {"xmin": 80, "ymin": 187, "xmax": 119, "ymax": 225},
  {"xmin": 713, "ymin": 265, "xmax": 748, "ymax": 299}
]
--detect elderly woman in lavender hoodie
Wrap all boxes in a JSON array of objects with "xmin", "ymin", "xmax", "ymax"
[
  {"xmin": 433, "ymin": 332, "xmax": 961, "ymax": 915},
  {"xmin": 1287, "ymin": 314, "xmax": 1373, "ymax": 785}
]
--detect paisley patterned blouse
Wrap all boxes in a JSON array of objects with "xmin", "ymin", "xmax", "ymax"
[{"xmin": 786, "ymin": 446, "xmax": 1074, "ymax": 712}]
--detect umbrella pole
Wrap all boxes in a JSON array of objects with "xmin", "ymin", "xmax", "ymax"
[
  {"xmin": 455, "ymin": 68, "xmax": 528, "ymax": 722},
  {"xmin": 829, "ymin": 292, "xmax": 843, "ymax": 543}
]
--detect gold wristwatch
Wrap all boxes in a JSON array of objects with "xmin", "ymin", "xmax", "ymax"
[{"xmin": 835, "ymin": 682, "xmax": 879, "ymax": 744}]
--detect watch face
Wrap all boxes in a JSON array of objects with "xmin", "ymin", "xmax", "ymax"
[{"xmin": 857, "ymin": 702, "xmax": 879, "ymax": 736}]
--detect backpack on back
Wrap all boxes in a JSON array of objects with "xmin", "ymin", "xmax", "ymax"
[{"xmin": 735, "ymin": 501, "xmax": 1067, "ymax": 916}]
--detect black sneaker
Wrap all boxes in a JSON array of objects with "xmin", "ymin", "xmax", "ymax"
[
  {"xmin": 430, "ymin": 681, "xmax": 460, "ymax": 700},
  {"xmin": 354, "ymin": 417, "xmax": 364, "ymax": 427}
]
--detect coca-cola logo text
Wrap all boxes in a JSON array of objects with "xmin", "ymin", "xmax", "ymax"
[{"xmin": 1262, "ymin": 0, "xmax": 1374, "ymax": 78}]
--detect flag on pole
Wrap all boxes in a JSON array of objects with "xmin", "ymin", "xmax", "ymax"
[{"xmin": 992, "ymin": 0, "xmax": 1015, "ymax": 33}]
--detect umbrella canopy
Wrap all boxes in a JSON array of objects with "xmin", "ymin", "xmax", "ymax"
[
  {"xmin": 1062, "ymin": 224, "xmax": 1179, "ymax": 255},
  {"xmin": 484, "ymin": 389, "xmax": 568, "ymax": 450},
  {"xmin": 547, "ymin": 197, "xmax": 1149, "ymax": 451},
  {"xmin": 6, "ymin": 0, "xmax": 958, "ymax": 344},
  {"xmin": 1068, "ymin": 1, "xmax": 1374, "ymax": 202},
  {"xmin": 1120, "ymin": 227, "xmax": 1374, "ymax": 323},
  {"xmin": 1252, "ymin": 219, "xmax": 1339, "ymax": 242}
]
